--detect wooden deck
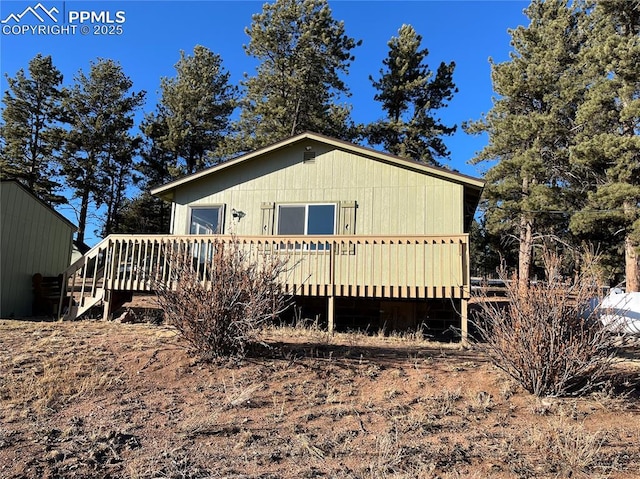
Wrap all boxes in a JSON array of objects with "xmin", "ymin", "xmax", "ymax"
[{"xmin": 59, "ymin": 234, "xmax": 471, "ymax": 338}]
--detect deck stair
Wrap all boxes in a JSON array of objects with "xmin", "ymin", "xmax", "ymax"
[
  {"xmin": 58, "ymin": 235, "xmax": 168, "ymax": 320},
  {"xmin": 59, "ymin": 237, "xmax": 110, "ymax": 320}
]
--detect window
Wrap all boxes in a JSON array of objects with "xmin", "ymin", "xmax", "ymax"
[
  {"xmin": 277, "ymin": 204, "xmax": 336, "ymax": 251},
  {"xmin": 277, "ymin": 204, "xmax": 336, "ymax": 235},
  {"xmin": 190, "ymin": 206, "xmax": 223, "ymax": 234}
]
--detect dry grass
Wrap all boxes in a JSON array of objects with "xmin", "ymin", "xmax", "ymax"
[
  {"xmin": 527, "ymin": 416, "xmax": 606, "ymax": 478},
  {"xmin": 0, "ymin": 318, "xmax": 639, "ymax": 479},
  {"xmin": 0, "ymin": 323, "xmax": 125, "ymax": 413}
]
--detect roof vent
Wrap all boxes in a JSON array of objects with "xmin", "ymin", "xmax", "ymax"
[{"xmin": 303, "ymin": 151, "xmax": 316, "ymax": 163}]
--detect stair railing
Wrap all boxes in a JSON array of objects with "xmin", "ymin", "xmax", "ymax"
[{"xmin": 58, "ymin": 236, "xmax": 113, "ymax": 320}]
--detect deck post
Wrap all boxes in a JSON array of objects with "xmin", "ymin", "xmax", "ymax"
[
  {"xmin": 328, "ymin": 295, "xmax": 335, "ymax": 334},
  {"xmin": 461, "ymin": 298, "xmax": 468, "ymax": 347},
  {"xmin": 102, "ymin": 290, "xmax": 111, "ymax": 321}
]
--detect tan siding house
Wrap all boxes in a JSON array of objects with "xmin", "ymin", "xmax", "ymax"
[
  {"xmin": 164, "ymin": 145, "xmax": 469, "ymax": 238},
  {"xmin": 149, "ymin": 132, "xmax": 484, "ymax": 338},
  {"xmin": 60, "ymin": 132, "xmax": 483, "ymax": 340},
  {"xmin": 1, "ymin": 180, "xmax": 76, "ymax": 318}
]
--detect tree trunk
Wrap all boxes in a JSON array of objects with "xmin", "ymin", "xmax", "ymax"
[
  {"xmin": 623, "ymin": 201, "xmax": 639, "ymax": 292},
  {"xmin": 519, "ymin": 213, "xmax": 534, "ymax": 291},
  {"xmin": 76, "ymin": 186, "xmax": 90, "ymax": 245},
  {"xmin": 624, "ymin": 236, "xmax": 639, "ymax": 292},
  {"xmin": 518, "ymin": 175, "xmax": 534, "ymax": 291}
]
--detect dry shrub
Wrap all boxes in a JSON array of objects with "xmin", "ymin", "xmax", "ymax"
[
  {"xmin": 472, "ymin": 250, "xmax": 617, "ymax": 397},
  {"xmin": 154, "ymin": 238, "xmax": 292, "ymax": 360}
]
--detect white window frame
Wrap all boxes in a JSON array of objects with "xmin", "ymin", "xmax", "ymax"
[
  {"xmin": 276, "ymin": 203, "xmax": 336, "ymax": 251},
  {"xmin": 276, "ymin": 203, "xmax": 337, "ymax": 235},
  {"xmin": 189, "ymin": 205, "xmax": 225, "ymax": 235}
]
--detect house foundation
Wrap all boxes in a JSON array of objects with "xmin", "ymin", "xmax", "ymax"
[{"xmin": 285, "ymin": 295, "xmax": 464, "ymax": 340}]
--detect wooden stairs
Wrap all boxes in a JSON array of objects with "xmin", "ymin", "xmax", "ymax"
[{"xmin": 58, "ymin": 237, "xmax": 132, "ymax": 321}]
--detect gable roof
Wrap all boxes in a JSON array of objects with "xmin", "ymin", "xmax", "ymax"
[
  {"xmin": 1, "ymin": 180, "xmax": 77, "ymax": 231},
  {"xmin": 151, "ymin": 131, "xmax": 485, "ymax": 202}
]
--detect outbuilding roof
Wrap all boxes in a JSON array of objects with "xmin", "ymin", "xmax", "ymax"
[{"xmin": 1, "ymin": 180, "xmax": 77, "ymax": 231}]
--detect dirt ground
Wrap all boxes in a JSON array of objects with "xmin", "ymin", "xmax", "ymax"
[{"xmin": 1, "ymin": 312, "xmax": 639, "ymax": 479}]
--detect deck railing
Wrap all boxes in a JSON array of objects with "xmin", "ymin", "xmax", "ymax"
[{"xmin": 60, "ymin": 234, "xmax": 470, "ymax": 319}]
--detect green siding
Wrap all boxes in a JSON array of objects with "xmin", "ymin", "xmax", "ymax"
[
  {"xmin": 1, "ymin": 182, "xmax": 75, "ymax": 318},
  {"xmin": 171, "ymin": 143, "xmax": 464, "ymax": 237}
]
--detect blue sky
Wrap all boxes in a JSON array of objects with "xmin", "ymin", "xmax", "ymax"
[{"xmin": 1, "ymin": 0, "xmax": 530, "ymax": 244}]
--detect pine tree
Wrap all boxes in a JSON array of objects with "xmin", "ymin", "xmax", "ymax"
[
  {"xmin": 1, "ymin": 54, "xmax": 66, "ymax": 205},
  {"xmin": 138, "ymin": 109, "xmax": 182, "ymax": 187},
  {"xmin": 230, "ymin": 0, "xmax": 360, "ymax": 153},
  {"xmin": 465, "ymin": 0, "xmax": 586, "ymax": 288},
  {"xmin": 570, "ymin": 0, "xmax": 640, "ymax": 291},
  {"xmin": 60, "ymin": 59, "xmax": 145, "ymax": 243},
  {"xmin": 368, "ymin": 24, "xmax": 457, "ymax": 166},
  {"xmin": 113, "ymin": 111, "xmax": 177, "ymax": 235},
  {"xmin": 128, "ymin": 46, "xmax": 234, "ymax": 232},
  {"xmin": 113, "ymin": 193, "xmax": 170, "ymax": 234},
  {"xmin": 469, "ymin": 215, "xmax": 505, "ymax": 278},
  {"xmin": 154, "ymin": 45, "xmax": 236, "ymax": 174}
]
